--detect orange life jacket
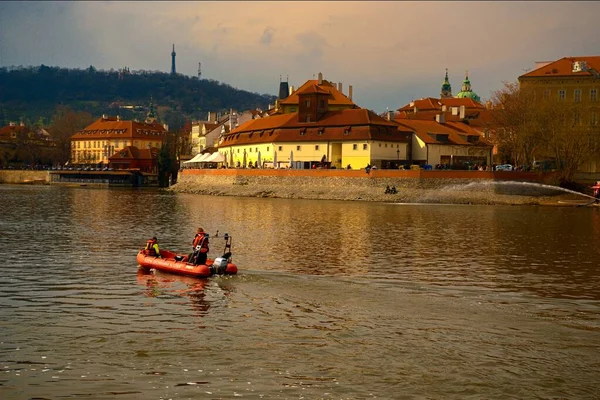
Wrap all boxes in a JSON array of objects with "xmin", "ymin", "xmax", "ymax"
[
  {"xmin": 144, "ymin": 239, "xmax": 158, "ymax": 256},
  {"xmin": 193, "ymin": 233, "xmax": 209, "ymax": 253}
]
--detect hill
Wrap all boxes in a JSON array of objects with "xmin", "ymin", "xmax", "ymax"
[{"xmin": 0, "ymin": 65, "xmax": 277, "ymax": 131}]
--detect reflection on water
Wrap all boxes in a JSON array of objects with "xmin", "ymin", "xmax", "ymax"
[{"xmin": 1, "ymin": 185, "xmax": 600, "ymax": 399}]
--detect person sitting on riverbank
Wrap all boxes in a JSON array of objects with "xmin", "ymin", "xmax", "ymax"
[{"xmin": 144, "ymin": 237, "xmax": 161, "ymax": 258}]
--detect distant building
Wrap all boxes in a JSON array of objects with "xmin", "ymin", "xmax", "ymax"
[
  {"xmin": 69, "ymin": 104, "xmax": 168, "ymax": 166},
  {"xmin": 218, "ymin": 73, "xmax": 411, "ymax": 170},
  {"xmin": 518, "ymin": 56, "xmax": 600, "ymax": 173}
]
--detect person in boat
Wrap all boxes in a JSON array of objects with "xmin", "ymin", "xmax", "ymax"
[
  {"xmin": 191, "ymin": 227, "xmax": 210, "ymax": 265},
  {"xmin": 144, "ymin": 237, "xmax": 161, "ymax": 258}
]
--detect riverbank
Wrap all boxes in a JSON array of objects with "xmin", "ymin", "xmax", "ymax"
[
  {"xmin": 0, "ymin": 170, "xmax": 49, "ymax": 184},
  {"xmin": 169, "ymin": 169, "xmax": 586, "ymax": 205}
]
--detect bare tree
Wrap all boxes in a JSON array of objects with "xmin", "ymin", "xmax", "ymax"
[
  {"xmin": 489, "ymin": 82, "xmax": 543, "ymax": 167},
  {"xmin": 47, "ymin": 106, "xmax": 93, "ymax": 164}
]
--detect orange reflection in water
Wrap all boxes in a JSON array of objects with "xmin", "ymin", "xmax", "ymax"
[{"xmin": 136, "ymin": 268, "xmax": 212, "ymax": 315}]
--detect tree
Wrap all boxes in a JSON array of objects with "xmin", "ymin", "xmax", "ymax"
[
  {"xmin": 47, "ymin": 106, "xmax": 93, "ymax": 164},
  {"xmin": 536, "ymin": 99, "xmax": 600, "ymax": 182},
  {"xmin": 489, "ymin": 82, "xmax": 543, "ymax": 167},
  {"xmin": 490, "ymin": 81, "xmax": 600, "ymax": 182}
]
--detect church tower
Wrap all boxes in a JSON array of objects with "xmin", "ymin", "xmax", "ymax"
[
  {"xmin": 171, "ymin": 44, "xmax": 176, "ymax": 75},
  {"xmin": 146, "ymin": 97, "xmax": 157, "ymax": 123},
  {"xmin": 455, "ymin": 70, "xmax": 481, "ymax": 102},
  {"xmin": 440, "ymin": 69, "xmax": 453, "ymax": 99}
]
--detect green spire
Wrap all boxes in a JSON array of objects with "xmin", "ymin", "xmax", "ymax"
[
  {"xmin": 441, "ymin": 68, "xmax": 452, "ymax": 98},
  {"xmin": 455, "ymin": 70, "xmax": 481, "ymax": 102}
]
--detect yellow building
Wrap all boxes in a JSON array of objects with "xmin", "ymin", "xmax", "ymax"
[
  {"xmin": 519, "ymin": 56, "xmax": 600, "ymax": 172},
  {"xmin": 218, "ymin": 80, "xmax": 411, "ymax": 169},
  {"xmin": 69, "ymin": 114, "xmax": 168, "ymax": 166}
]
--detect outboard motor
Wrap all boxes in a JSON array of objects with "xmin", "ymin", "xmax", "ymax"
[{"xmin": 213, "ymin": 256, "xmax": 229, "ymax": 274}]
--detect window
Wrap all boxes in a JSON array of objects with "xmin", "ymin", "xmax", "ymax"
[
  {"xmin": 385, "ymin": 143, "xmax": 388, "ymax": 148},
  {"xmin": 305, "ymin": 100, "xmax": 310, "ymax": 107},
  {"xmin": 315, "ymin": 145, "xmax": 319, "ymax": 151},
  {"xmin": 574, "ymin": 89, "xmax": 582, "ymax": 102},
  {"xmin": 363, "ymin": 144, "xmax": 368, "ymax": 150},
  {"xmin": 290, "ymin": 107, "xmax": 297, "ymax": 112},
  {"xmin": 591, "ymin": 89, "xmax": 598, "ymax": 102},
  {"xmin": 305, "ymin": 115, "xmax": 311, "ymax": 122},
  {"xmin": 278, "ymin": 146, "xmax": 283, "ymax": 151},
  {"xmin": 317, "ymin": 129, "xmax": 323, "ymax": 136},
  {"xmin": 353, "ymin": 144, "xmax": 358, "ymax": 150},
  {"xmin": 542, "ymin": 90, "xmax": 550, "ymax": 99},
  {"xmin": 558, "ymin": 90, "xmax": 566, "ymax": 101},
  {"xmin": 591, "ymin": 111, "xmax": 598, "ymax": 126},
  {"xmin": 574, "ymin": 114, "xmax": 582, "ymax": 125},
  {"xmin": 296, "ymin": 145, "xmax": 301, "ymax": 151},
  {"xmin": 256, "ymin": 147, "xmax": 258, "ymax": 152},
  {"xmin": 267, "ymin": 147, "xmax": 270, "ymax": 152},
  {"xmin": 320, "ymin": 100, "xmax": 325, "ymax": 108}
]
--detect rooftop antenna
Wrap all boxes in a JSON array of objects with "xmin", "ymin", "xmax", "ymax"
[{"xmin": 198, "ymin": 62, "xmax": 202, "ymax": 78}]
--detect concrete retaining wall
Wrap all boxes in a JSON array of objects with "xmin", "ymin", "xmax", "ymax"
[
  {"xmin": 0, "ymin": 170, "xmax": 49, "ymax": 184},
  {"xmin": 171, "ymin": 169, "xmax": 566, "ymax": 205}
]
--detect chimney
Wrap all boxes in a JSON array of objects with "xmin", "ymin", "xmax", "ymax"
[
  {"xmin": 163, "ymin": 123, "xmax": 169, "ymax": 131},
  {"xmin": 459, "ymin": 105, "xmax": 466, "ymax": 119},
  {"xmin": 485, "ymin": 100, "xmax": 492, "ymax": 110},
  {"xmin": 102, "ymin": 114, "xmax": 107, "ymax": 120},
  {"xmin": 9, "ymin": 121, "xmax": 15, "ymax": 126},
  {"xmin": 442, "ymin": 105, "xmax": 447, "ymax": 112},
  {"xmin": 435, "ymin": 113, "xmax": 445, "ymax": 124},
  {"xmin": 387, "ymin": 110, "xmax": 394, "ymax": 121},
  {"xmin": 452, "ymin": 107, "xmax": 459, "ymax": 116},
  {"xmin": 289, "ymin": 85, "xmax": 295, "ymax": 95},
  {"xmin": 318, "ymin": 72, "xmax": 323, "ymax": 85},
  {"xmin": 116, "ymin": 115, "xmax": 120, "ymax": 121},
  {"xmin": 348, "ymin": 85, "xmax": 353, "ymax": 100},
  {"xmin": 20, "ymin": 121, "xmax": 25, "ymax": 127}
]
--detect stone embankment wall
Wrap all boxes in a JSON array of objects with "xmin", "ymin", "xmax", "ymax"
[
  {"xmin": 171, "ymin": 169, "xmax": 566, "ymax": 205},
  {"xmin": 0, "ymin": 170, "xmax": 49, "ymax": 184}
]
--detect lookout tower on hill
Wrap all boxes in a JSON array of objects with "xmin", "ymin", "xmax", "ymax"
[{"xmin": 171, "ymin": 44, "xmax": 176, "ymax": 75}]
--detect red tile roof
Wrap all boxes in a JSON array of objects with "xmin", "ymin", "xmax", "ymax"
[
  {"xmin": 0, "ymin": 124, "xmax": 31, "ymax": 138},
  {"xmin": 280, "ymin": 79, "xmax": 357, "ymax": 107},
  {"xmin": 397, "ymin": 97, "xmax": 484, "ymax": 112},
  {"xmin": 519, "ymin": 56, "xmax": 600, "ymax": 79},
  {"xmin": 395, "ymin": 119, "xmax": 492, "ymax": 147},
  {"xmin": 221, "ymin": 109, "xmax": 409, "ymax": 146},
  {"xmin": 108, "ymin": 145, "xmax": 159, "ymax": 161},
  {"xmin": 71, "ymin": 117, "xmax": 167, "ymax": 140}
]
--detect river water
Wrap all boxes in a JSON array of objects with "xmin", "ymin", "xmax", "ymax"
[{"xmin": 1, "ymin": 185, "xmax": 599, "ymax": 399}]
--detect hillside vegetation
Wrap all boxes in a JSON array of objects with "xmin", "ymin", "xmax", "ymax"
[{"xmin": 0, "ymin": 65, "xmax": 276, "ymax": 130}]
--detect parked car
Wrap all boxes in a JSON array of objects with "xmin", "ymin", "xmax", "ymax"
[{"xmin": 495, "ymin": 164, "xmax": 513, "ymax": 171}]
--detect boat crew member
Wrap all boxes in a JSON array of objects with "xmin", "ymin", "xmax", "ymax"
[
  {"xmin": 192, "ymin": 227, "xmax": 210, "ymax": 265},
  {"xmin": 144, "ymin": 237, "xmax": 161, "ymax": 258}
]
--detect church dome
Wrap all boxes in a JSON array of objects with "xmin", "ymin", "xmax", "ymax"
[{"xmin": 455, "ymin": 72, "xmax": 481, "ymax": 102}]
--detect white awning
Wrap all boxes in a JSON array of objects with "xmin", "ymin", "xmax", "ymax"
[
  {"xmin": 183, "ymin": 153, "xmax": 211, "ymax": 164},
  {"xmin": 203, "ymin": 152, "xmax": 226, "ymax": 163}
]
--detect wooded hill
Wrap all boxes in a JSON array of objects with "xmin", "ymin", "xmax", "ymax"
[{"xmin": 0, "ymin": 65, "xmax": 277, "ymax": 131}]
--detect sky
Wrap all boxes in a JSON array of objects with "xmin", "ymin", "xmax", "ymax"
[{"xmin": 1, "ymin": 1, "xmax": 599, "ymax": 113}]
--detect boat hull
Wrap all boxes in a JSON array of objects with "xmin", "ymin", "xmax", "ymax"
[{"xmin": 136, "ymin": 250, "xmax": 237, "ymax": 278}]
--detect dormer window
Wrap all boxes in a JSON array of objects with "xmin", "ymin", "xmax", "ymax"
[{"xmin": 317, "ymin": 129, "xmax": 323, "ymax": 136}]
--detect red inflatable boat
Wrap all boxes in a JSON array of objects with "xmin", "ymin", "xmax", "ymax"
[{"xmin": 137, "ymin": 233, "xmax": 238, "ymax": 278}]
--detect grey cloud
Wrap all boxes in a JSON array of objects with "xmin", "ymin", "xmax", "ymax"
[
  {"xmin": 295, "ymin": 31, "xmax": 328, "ymax": 59},
  {"xmin": 260, "ymin": 27, "xmax": 275, "ymax": 46}
]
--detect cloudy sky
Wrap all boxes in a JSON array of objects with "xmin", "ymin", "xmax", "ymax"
[{"xmin": 1, "ymin": 1, "xmax": 599, "ymax": 112}]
